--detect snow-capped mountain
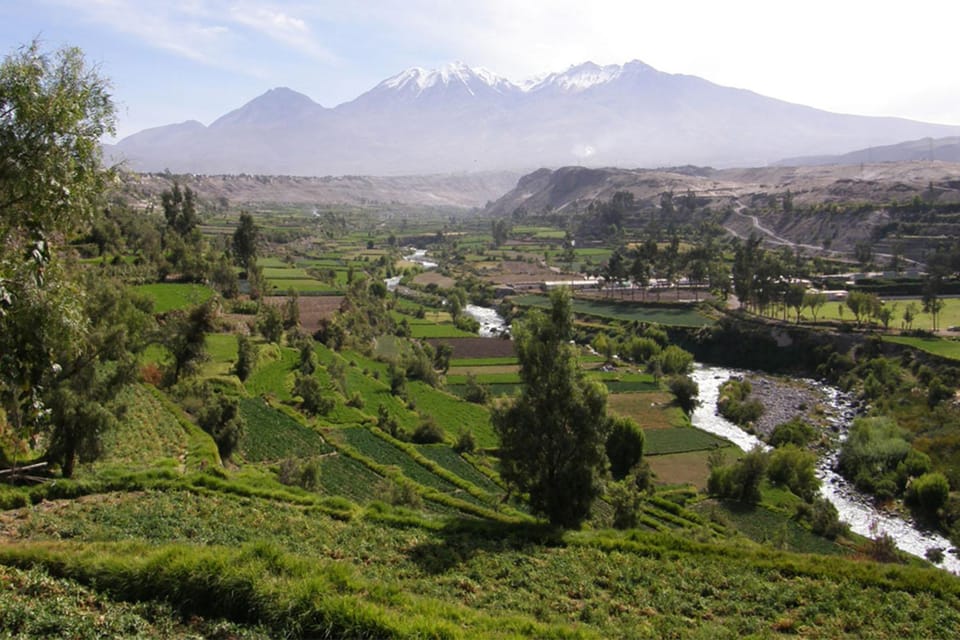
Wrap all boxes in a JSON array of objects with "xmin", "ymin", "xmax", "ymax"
[{"xmin": 106, "ymin": 60, "xmax": 960, "ymax": 176}]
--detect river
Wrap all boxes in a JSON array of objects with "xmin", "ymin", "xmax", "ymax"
[{"xmin": 690, "ymin": 363, "xmax": 960, "ymax": 574}]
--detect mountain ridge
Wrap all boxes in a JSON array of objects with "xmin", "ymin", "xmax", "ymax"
[{"xmin": 106, "ymin": 60, "xmax": 960, "ymax": 176}]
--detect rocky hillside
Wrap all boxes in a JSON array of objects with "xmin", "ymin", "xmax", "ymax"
[
  {"xmin": 113, "ymin": 170, "xmax": 521, "ymax": 210},
  {"xmin": 485, "ymin": 161, "xmax": 960, "ymax": 261}
]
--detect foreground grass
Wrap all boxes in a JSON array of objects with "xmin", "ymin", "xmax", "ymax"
[{"xmin": 2, "ymin": 489, "xmax": 959, "ymax": 639}]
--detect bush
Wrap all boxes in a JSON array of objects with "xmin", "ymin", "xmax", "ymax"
[
  {"xmin": 197, "ymin": 394, "xmax": 245, "ymax": 460},
  {"xmin": 769, "ymin": 417, "xmax": 816, "ymax": 448},
  {"xmin": 707, "ymin": 446, "xmax": 767, "ymax": 504},
  {"xmin": 767, "ymin": 445, "xmax": 820, "ymax": 501},
  {"xmin": 795, "ymin": 497, "xmax": 848, "ymax": 539},
  {"xmin": 453, "ymin": 430, "xmax": 476, "ymax": 454},
  {"xmin": 652, "ymin": 345, "xmax": 694, "ymax": 375},
  {"xmin": 626, "ymin": 336, "xmax": 661, "ymax": 363},
  {"xmin": 463, "ymin": 372, "xmax": 490, "ymax": 404},
  {"xmin": 906, "ymin": 472, "xmax": 950, "ymax": 517},
  {"xmin": 837, "ymin": 417, "xmax": 911, "ymax": 496},
  {"xmin": 293, "ymin": 374, "xmax": 334, "ymax": 416},
  {"xmin": 411, "ymin": 417, "xmax": 445, "ymax": 444},
  {"xmin": 668, "ymin": 375, "xmax": 699, "ymax": 415},
  {"xmin": 607, "ymin": 478, "xmax": 642, "ymax": 529},
  {"xmin": 605, "ymin": 416, "xmax": 645, "ymax": 481},
  {"xmin": 717, "ymin": 378, "xmax": 763, "ymax": 427}
]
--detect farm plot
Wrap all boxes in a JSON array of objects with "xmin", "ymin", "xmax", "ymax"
[
  {"xmin": 644, "ymin": 427, "xmax": 729, "ymax": 455},
  {"xmin": 607, "ymin": 392, "xmax": 687, "ymax": 430},
  {"xmin": 244, "ymin": 347, "xmax": 298, "ymax": 400},
  {"xmin": 427, "ymin": 338, "xmax": 515, "ymax": 359},
  {"xmin": 885, "ymin": 335, "xmax": 960, "ymax": 361},
  {"xmin": 511, "ymin": 295, "xmax": 714, "ymax": 327},
  {"xmin": 406, "ymin": 382, "xmax": 497, "ymax": 449},
  {"xmin": 338, "ymin": 427, "xmax": 461, "ymax": 495},
  {"xmin": 314, "ymin": 453, "xmax": 385, "ymax": 504},
  {"xmin": 646, "ymin": 449, "xmax": 737, "ymax": 490},
  {"xmin": 238, "ymin": 398, "xmax": 332, "ymax": 462},
  {"xmin": 417, "ymin": 445, "xmax": 503, "ymax": 495},
  {"xmin": 132, "ymin": 283, "xmax": 215, "ymax": 313},
  {"xmin": 98, "ymin": 384, "xmax": 187, "ymax": 468}
]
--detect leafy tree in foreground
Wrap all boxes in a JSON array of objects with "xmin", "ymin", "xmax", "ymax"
[
  {"xmin": 0, "ymin": 41, "xmax": 117, "ymax": 469},
  {"xmin": 492, "ymin": 288, "xmax": 612, "ymax": 527}
]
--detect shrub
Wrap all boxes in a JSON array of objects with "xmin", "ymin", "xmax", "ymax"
[
  {"xmin": 767, "ymin": 445, "xmax": 820, "ymax": 501},
  {"xmin": 605, "ymin": 416, "xmax": 645, "ymax": 481},
  {"xmin": 769, "ymin": 417, "xmax": 816, "ymax": 448},
  {"xmin": 463, "ymin": 372, "xmax": 491, "ymax": 404},
  {"xmin": 607, "ymin": 478, "xmax": 642, "ymax": 529},
  {"xmin": 707, "ymin": 446, "xmax": 767, "ymax": 504},
  {"xmin": 651, "ymin": 345, "xmax": 694, "ymax": 375},
  {"xmin": 626, "ymin": 336, "xmax": 661, "ymax": 364},
  {"xmin": 668, "ymin": 375, "xmax": 699, "ymax": 415},
  {"xmin": 837, "ymin": 417, "xmax": 911, "ymax": 495},
  {"xmin": 795, "ymin": 497, "xmax": 849, "ymax": 539},
  {"xmin": 453, "ymin": 430, "xmax": 476, "ymax": 454},
  {"xmin": 411, "ymin": 417, "xmax": 445, "ymax": 444},
  {"xmin": 293, "ymin": 374, "xmax": 334, "ymax": 416},
  {"xmin": 197, "ymin": 394, "xmax": 245, "ymax": 460},
  {"xmin": 906, "ymin": 472, "xmax": 950, "ymax": 517},
  {"xmin": 717, "ymin": 378, "xmax": 763, "ymax": 427}
]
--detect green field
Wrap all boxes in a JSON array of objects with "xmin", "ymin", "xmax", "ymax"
[
  {"xmin": 885, "ymin": 335, "xmax": 960, "ymax": 360},
  {"xmin": 238, "ymin": 398, "xmax": 333, "ymax": 462},
  {"xmin": 512, "ymin": 295, "xmax": 714, "ymax": 327},
  {"xmin": 644, "ymin": 427, "xmax": 730, "ymax": 455},
  {"xmin": 796, "ymin": 296, "xmax": 960, "ymax": 330},
  {"xmin": 132, "ymin": 283, "xmax": 215, "ymax": 313}
]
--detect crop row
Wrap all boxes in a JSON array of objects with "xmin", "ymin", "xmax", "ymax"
[
  {"xmin": 644, "ymin": 427, "xmax": 729, "ymax": 455},
  {"xmin": 238, "ymin": 398, "xmax": 332, "ymax": 461}
]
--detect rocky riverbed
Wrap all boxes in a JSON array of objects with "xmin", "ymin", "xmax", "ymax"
[{"xmin": 733, "ymin": 373, "xmax": 847, "ymax": 440}]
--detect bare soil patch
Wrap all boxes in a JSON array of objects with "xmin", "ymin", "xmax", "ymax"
[
  {"xmin": 647, "ymin": 448, "xmax": 737, "ymax": 490},
  {"xmin": 412, "ymin": 272, "xmax": 456, "ymax": 288},
  {"xmin": 263, "ymin": 295, "xmax": 343, "ymax": 335},
  {"xmin": 607, "ymin": 392, "xmax": 684, "ymax": 430},
  {"xmin": 426, "ymin": 337, "xmax": 515, "ymax": 359}
]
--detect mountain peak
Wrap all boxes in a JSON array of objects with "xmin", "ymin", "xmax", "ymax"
[
  {"xmin": 377, "ymin": 62, "xmax": 515, "ymax": 97},
  {"xmin": 210, "ymin": 87, "xmax": 324, "ymax": 129},
  {"xmin": 527, "ymin": 60, "xmax": 657, "ymax": 93}
]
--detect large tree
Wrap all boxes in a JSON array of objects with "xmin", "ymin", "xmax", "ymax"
[
  {"xmin": 492, "ymin": 288, "xmax": 612, "ymax": 527},
  {"xmin": 0, "ymin": 41, "xmax": 116, "ymax": 468},
  {"xmin": 232, "ymin": 212, "xmax": 260, "ymax": 272}
]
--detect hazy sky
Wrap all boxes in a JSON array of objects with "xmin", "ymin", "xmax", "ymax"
[{"xmin": 3, "ymin": 0, "xmax": 959, "ymax": 140}]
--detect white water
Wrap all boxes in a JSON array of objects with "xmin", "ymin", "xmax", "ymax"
[
  {"xmin": 690, "ymin": 363, "xmax": 960, "ymax": 574},
  {"xmin": 403, "ymin": 248, "xmax": 438, "ymax": 269},
  {"xmin": 464, "ymin": 304, "xmax": 509, "ymax": 337}
]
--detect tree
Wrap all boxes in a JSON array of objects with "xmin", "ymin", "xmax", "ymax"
[
  {"xmin": 197, "ymin": 393, "xmax": 245, "ymax": 460},
  {"xmin": 922, "ymin": 276, "xmax": 944, "ymax": 332},
  {"xmin": 162, "ymin": 300, "xmax": 217, "ymax": 385},
  {"xmin": 0, "ymin": 41, "xmax": 116, "ymax": 456},
  {"xmin": 605, "ymin": 416, "xmax": 645, "ymax": 480},
  {"xmin": 234, "ymin": 334, "xmax": 256, "ymax": 381},
  {"xmin": 668, "ymin": 375, "xmax": 699, "ymax": 415},
  {"xmin": 232, "ymin": 212, "xmax": 260, "ymax": 272},
  {"xmin": 784, "ymin": 283, "xmax": 806, "ymax": 324},
  {"xmin": 803, "ymin": 291, "xmax": 827, "ymax": 323},
  {"xmin": 492, "ymin": 288, "xmax": 612, "ymax": 527},
  {"xmin": 161, "ymin": 182, "xmax": 199, "ymax": 237},
  {"xmin": 257, "ymin": 303, "xmax": 284, "ymax": 343}
]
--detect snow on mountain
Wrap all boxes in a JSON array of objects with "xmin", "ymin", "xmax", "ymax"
[{"xmin": 109, "ymin": 59, "xmax": 960, "ymax": 176}]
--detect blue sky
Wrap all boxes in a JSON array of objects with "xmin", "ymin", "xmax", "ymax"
[{"xmin": 3, "ymin": 1, "xmax": 959, "ymax": 140}]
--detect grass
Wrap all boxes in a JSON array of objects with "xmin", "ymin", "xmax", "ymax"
[
  {"xmin": 885, "ymin": 335, "xmax": 960, "ymax": 360},
  {"xmin": 132, "ymin": 283, "xmax": 215, "ymax": 313},
  {"xmin": 511, "ymin": 295, "xmax": 714, "ymax": 327},
  {"xmin": 697, "ymin": 500, "xmax": 848, "ymax": 556},
  {"xmin": 644, "ymin": 427, "xmax": 730, "ymax": 455},
  {"xmin": 97, "ymin": 384, "xmax": 187, "ymax": 469},
  {"xmin": 607, "ymin": 392, "xmax": 688, "ymax": 430}
]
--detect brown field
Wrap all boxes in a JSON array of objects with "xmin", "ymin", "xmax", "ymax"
[
  {"xmin": 647, "ymin": 447, "xmax": 738, "ymax": 489},
  {"xmin": 607, "ymin": 392, "xmax": 687, "ymax": 430},
  {"xmin": 264, "ymin": 295, "xmax": 343, "ymax": 335},
  {"xmin": 426, "ymin": 337, "xmax": 515, "ymax": 359},
  {"xmin": 412, "ymin": 271, "xmax": 456, "ymax": 288}
]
